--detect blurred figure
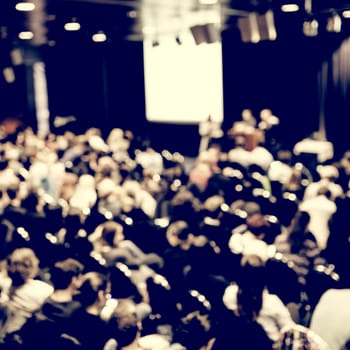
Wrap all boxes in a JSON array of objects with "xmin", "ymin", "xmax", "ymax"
[
  {"xmin": 0, "ymin": 248, "xmax": 53, "ymax": 337},
  {"xmin": 223, "ymin": 254, "xmax": 295, "ymax": 343},
  {"xmin": 198, "ymin": 115, "xmax": 223, "ymax": 155},
  {"xmin": 16, "ymin": 258, "xmax": 84, "ymax": 350},
  {"xmin": 274, "ymin": 211, "xmax": 326, "ymax": 286},
  {"xmin": 310, "ymin": 288, "xmax": 350, "ymax": 350},
  {"xmin": 68, "ymin": 271, "xmax": 112, "ymax": 350},
  {"xmin": 89, "ymin": 220, "xmax": 163, "ymax": 286},
  {"xmin": 277, "ymin": 324, "xmax": 331, "ymax": 350},
  {"xmin": 303, "ymin": 165, "xmax": 343, "ymax": 201},
  {"xmin": 299, "ymin": 187, "xmax": 337, "ymax": 250}
]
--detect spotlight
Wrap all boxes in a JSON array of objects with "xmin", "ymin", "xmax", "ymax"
[
  {"xmin": 15, "ymin": 2, "xmax": 35, "ymax": 11},
  {"xmin": 326, "ymin": 12, "xmax": 342, "ymax": 33},
  {"xmin": 281, "ymin": 4, "xmax": 299, "ymax": 13},
  {"xmin": 18, "ymin": 31, "xmax": 34, "ymax": 40},
  {"xmin": 303, "ymin": 18, "xmax": 318, "ymax": 37},
  {"xmin": 64, "ymin": 18, "xmax": 81, "ymax": 31},
  {"xmin": 92, "ymin": 31, "xmax": 107, "ymax": 42},
  {"xmin": 3, "ymin": 67, "xmax": 15, "ymax": 83}
]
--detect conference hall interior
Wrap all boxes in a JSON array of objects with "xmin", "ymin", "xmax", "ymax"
[{"xmin": 1, "ymin": 1, "xmax": 350, "ymax": 349}]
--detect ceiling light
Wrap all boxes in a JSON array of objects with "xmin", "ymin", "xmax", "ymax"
[
  {"xmin": 327, "ymin": 13, "xmax": 342, "ymax": 33},
  {"xmin": 342, "ymin": 10, "xmax": 350, "ymax": 19},
  {"xmin": 127, "ymin": 10, "xmax": 137, "ymax": 18},
  {"xmin": 64, "ymin": 19, "xmax": 81, "ymax": 31},
  {"xmin": 15, "ymin": 2, "xmax": 35, "ymax": 11},
  {"xmin": 281, "ymin": 4, "xmax": 299, "ymax": 13},
  {"xmin": 92, "ymin": 31, "xmax": 107, "ymax": 42},
  {"xmin": 303, "ymin": 18, "xmax": 318, "ymax": 37},
  {"xmin": 3, "ymin": 67, "xmax": 15, "ymax": 84},
  {"xmin": 18, "ymin": 31, "xmax": 34, "ymax": 40}
]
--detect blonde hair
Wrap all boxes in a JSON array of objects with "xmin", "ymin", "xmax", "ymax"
[{"xmin": 8, "ymin": 247, "xmax": 40, "ymax": 279}]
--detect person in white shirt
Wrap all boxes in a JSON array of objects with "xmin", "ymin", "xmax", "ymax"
[
  {"xmin": 299, "ymin": 187, "xmax": 337, "ymax": 250},
  {"xmin": 0, "ymin": 247, "xmax": 53, "ymax": 337},
  {"xmin": 310, "ymin": 288, "xmax": 350, "ymax": 350},
  {"xmin": 222, "ymin": 254, "xmax": 295, "ymax": 343}
]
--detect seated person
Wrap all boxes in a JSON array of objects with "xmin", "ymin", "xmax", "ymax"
[
  {"xmin": 223, "ymin": 255, "xmax": 295, "ymax": 343},
  {"xmin": 0, "ymin": 247, "xmax": 54, "ymax": 337},
  {"xmin": 228, "ymin": 213, "xmax": 277, "ymax": 262},
  {"xmin": 89, "ymin": 220, "xmax": 163, "ymax": 286}
]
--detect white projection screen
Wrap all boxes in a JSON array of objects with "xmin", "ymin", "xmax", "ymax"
[{"xmin": 143, "ymin": 30, "xmax": 223, "ymax": 124}]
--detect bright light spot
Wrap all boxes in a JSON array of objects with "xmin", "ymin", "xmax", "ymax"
[
  {"xmin": 342, "ymin": 10, "xmax": 350, "ymax": 18},
  {"xmin": 18, "ymin": 31, "xmax": 34, "ymax": 40},
  {"xmin": 64, "ymin": 22, "xmax": 81, "ymax": 31},
  {"xmin": 92, "ymin": 32, "xmax": 107, "ymax": 42},
  {"xmin": 127, "ymin": 10, "xmax": 137, "ymax": 18},
  {"xmin": 281, "ymin": 4, "xmax": 299, "ymax": 13},
  {"xmin": 15, "ymin": 2, "xmax": 35, "ymax": 11},
  {"xmin": 143, "ymin": 30, "xmax": 223, "ymax": 124}
]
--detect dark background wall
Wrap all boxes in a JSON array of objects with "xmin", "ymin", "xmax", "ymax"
[{"xmin": 3, "ymin": 25, "xmax": 349, "ymax": 159}]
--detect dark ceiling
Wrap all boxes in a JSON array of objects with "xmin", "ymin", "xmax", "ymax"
[{"xmin": 2, "ymin": 0, "xmax": 350, "ymax": 50}]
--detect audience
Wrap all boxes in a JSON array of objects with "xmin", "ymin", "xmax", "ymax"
[
  {"xmin": 0, "ymin": 118, "xmax": 349, "ymax": 350},
  {"xmin": 222, "ymin": 254, "xmax": 295, "ymax": 343}
]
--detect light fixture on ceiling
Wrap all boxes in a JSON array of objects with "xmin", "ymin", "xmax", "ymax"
[
  {"xmin": 64, "ymin": 18, "xmax": 81, "ymax": 31},
  {"xmin": 18, "ymin": 31, "xmax": 34, "ymax": 40},
  {"xmin": 127, "ymin": 10, "xmax": 138, "ymax": 18},
  {"xmin": 92, "ymin": 31, "xmax": 107, "ymax": 43},
  {"xmin": 326, "ymin": 12, "xmax": 342, "ymax": 33},
  {"xmin": 281, "ymin": 4, "xmax": 299, "ymax": 13},
  {"xmin": 342, "ymin": 10, "xmax": 350, "ymax": 18},
  {"xmin": 303, "ymin": 18, "xmax": 318, "ymax": 37},
  {"xmin": 15, "ymin": 2, "xmax": 35, "ymax": 12},
  {"xmin": 3, "ymin": 67, "xmax": 15, "ymax": 84},
  {"xmin": 190, "ymin": 23, "xmax": 221, "ymax": 45},
  {"xmin": 238, "ymin": 10, "xmax": 277, "ymax": 43}
]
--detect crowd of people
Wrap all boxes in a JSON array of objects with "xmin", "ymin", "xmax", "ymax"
[{"xmin": 0, "ymin": 110, "xmax": 349, "ymax": 350}]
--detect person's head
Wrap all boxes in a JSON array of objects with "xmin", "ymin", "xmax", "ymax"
[
  {"xmin": 246, "ymin": 213, "xmax": 269, "ymax": 237},
  {"xmin": 236, "ymin": 255, "xmax": 266, "ymax": 321},
  {"xmin": 75, "ymin": 271, "xmax": 109, "ymax": 309},
  {"xmin": 101, "ymin": 221, "xmax": 124, "ymax": 247},
  {"xmin": 21, "ymin": 191, "xmax": 40, "ymax": 211},
  {"xmin": 7, "ymin": 247, "xmax": 40, "ymax": 286},
  {"xmin": 317, "ymin": 165, "xmax": 339, "ymax": 181},
  {"xmin": 50, "ymin": 258, "xmax": 84, "ymax": 290},
  {"xmin": 202, "ymin": 195, "xmax": 225, "ymax": 219},
  {"xmin": 89, "ymin": 221, "xmax": 125, "ymax": 248},
  {"xmin": 169, "ymin": 189, "xmax": 201, "ymax": 222},
  {"xmin": 174, "ymin": 310, "xmax": 213, "ymax": 350},
  {"xmin": 166, "ymin": 220, "xmax": 194, "ymax": 249},
  {"xmin": 107, "ymin": 299, "xmax": 141, "ymax": 348}
]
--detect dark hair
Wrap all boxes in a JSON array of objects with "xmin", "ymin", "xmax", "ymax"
[
  {"xmin": 21, "ymin": 191, "xmax": 39, "ymax": 210},
  {"xmin": 50, "ymin": 258, "xmax": 84, "ymax": 290},
  {"xmin": 107, "ymin": 299, "xmax": 140, "ymax": 348},
  {"xmin": 101, "ymin": 221, "xmax": 123, "ymax": 247},
  {"xmin": 75, "ymin": 271, "xmax": 108, "ymax": 307},
  {"xmin": 288, "ymin": 211, "xmax": 312, "ymax": 253},
  {"xmin": 174, "ymin": 311, "xmax": 213, "ymax": 350},
  {"xmin": 236, "ymin": 255, "xmax": 266, "ymax": 322},
  {"xmin": 317, "ymin": 186, "xmax": 332, "ymax": 199}
]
